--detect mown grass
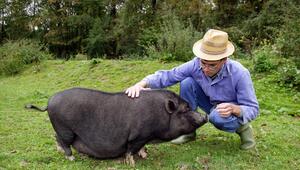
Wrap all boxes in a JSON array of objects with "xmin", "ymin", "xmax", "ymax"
[{"xmin": 0, "ymin": 59, "xmax": 299, "ymax": 170}]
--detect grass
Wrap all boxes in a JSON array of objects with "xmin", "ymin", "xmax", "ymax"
[{"xmin": 0, "ymin": 59, "xmax": 299, "ymax": 170}]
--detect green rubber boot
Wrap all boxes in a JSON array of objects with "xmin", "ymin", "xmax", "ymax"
[
  {"xmin": 170, "ymin": 132, "xmax": 196, "ymax": 144},
  {"xmin": 236, "ymin": 123, "xmax": 256, "ymax": 150}
]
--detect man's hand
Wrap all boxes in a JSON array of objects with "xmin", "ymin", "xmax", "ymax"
[
  {"xmin": 125, "ymin": 81, "xmax": 148, "ymax": 98},
  {"xmin": 216, "ymin": 103, "xmax": 241, "ymax": 117}
]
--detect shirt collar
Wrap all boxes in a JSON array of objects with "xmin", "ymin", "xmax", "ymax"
[{"xmin": 217, "ymin": 60, "xmax": 231, "ymax": 78}]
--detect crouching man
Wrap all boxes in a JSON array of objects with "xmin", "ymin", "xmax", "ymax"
[{"xmin": 125, "ymin": 29, "xmax": 259, "ymax": 150}]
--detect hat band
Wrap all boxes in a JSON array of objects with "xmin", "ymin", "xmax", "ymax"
[{"xmin": 200, "ymin": 45, "xmax": 227, "ymax": 55}]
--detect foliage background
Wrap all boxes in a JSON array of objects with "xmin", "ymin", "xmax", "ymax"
[{"xmin": 0, "ymin": 0, "xmax": 299, "ymax": 62}]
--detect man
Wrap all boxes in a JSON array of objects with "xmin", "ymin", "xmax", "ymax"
[{"xmin": 125, "ymin": 29, "xmax": 259, "ymax": 150}]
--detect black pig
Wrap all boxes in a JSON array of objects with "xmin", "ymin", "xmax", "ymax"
[{"xmin": 26, "ymin": 88, "xmax": 207, "ymax": 165}]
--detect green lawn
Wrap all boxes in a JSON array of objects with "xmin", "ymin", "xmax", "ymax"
[{"xmin": 0, "ymin": 59, "xmax": 299, "ymax": 170}]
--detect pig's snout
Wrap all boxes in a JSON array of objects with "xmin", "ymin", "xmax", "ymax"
[{"xmin": 189, "ymin": 111, "xmax": 208, "ymax": 128}]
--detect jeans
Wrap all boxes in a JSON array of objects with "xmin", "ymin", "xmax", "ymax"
[{"xmin": 180, "ymin": 77, "xmax": 240, "ymax": 133}]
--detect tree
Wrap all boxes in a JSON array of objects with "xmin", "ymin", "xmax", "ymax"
[
  {"xmin": 3, "ymin": 0, "xmax": 32, "ymax": 40},
  {"xmin": 0, "ymin": 0, "xmax": 7, "ymax": 43},
  {"xmin": 43, "ymin": 0, "xmax": 103, "ymax": 58}
]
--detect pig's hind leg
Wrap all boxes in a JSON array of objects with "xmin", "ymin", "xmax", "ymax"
[
  {"xmin": 54, "ymin": 126, "xmax": 76, "ymax": 161},
  {"xmin": 72, "ymin": 137, "xmax": 100, "ymax": 158}
]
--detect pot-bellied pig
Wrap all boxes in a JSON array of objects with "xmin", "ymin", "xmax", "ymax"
[{"xmin": 26, "ymin": 87, "xmax": 207, "ymax": 165}]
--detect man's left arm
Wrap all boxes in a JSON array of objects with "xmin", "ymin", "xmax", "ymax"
[
  {"xmin": 234, "ymin": 70, "xmax": 259, "ymax": 124},
  {"xmin": 216, "ymin": 70, "xmax": 259, "ymax": 124}
]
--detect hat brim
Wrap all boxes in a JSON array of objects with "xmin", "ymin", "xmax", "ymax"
[{"xmin": 192, "ymin": 39, "xmax": 235, "ymax": 61}]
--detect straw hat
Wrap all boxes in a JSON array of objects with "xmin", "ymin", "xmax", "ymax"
[{"xmin": 193, "ymin": 29, "xmax": 235, "ymax": 61}]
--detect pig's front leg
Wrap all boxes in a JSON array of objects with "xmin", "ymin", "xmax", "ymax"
[
  {"xmin": 124, "ymin": 152, "xmax": 135, "ymax": 166},
  {"xmin": 124, "ymin": 140, "xmax": 148, "ymax": 166},
  {"xmin": 124, "ymin": 146, "xmax": 148, "ymax": 166}
]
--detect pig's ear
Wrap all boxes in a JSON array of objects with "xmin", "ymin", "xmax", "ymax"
[{"xmin": 165, "ymin": 99, "xmax": 178, "ymax": 114}]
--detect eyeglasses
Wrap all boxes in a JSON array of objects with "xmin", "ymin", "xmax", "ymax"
[{"xmin": 200, "ymin": 60, "xmax": 222, "ymax": 70}]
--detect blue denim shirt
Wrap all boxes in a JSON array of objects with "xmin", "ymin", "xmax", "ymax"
[{"xmin": 143, "ymin": 57, "xmax": 259, "ymax": 124}]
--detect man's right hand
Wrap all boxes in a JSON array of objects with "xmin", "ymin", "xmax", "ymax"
[{"xmin": 125, "ymin": 81, "xmax": 148, "ymax": 98}]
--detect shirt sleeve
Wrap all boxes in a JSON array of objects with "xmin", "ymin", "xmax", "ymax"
[
  {"xmin": 236, "ymin": 70, "xmax": 259, "ymax": 124},
  {"xmin": 142, "ymin": 58, "xmax": 198, "ymax": 89}
]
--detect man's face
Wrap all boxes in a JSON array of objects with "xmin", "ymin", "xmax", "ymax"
[{"xmin": 200, "ymin": 58, "xmax": 226, "ymax": 77}]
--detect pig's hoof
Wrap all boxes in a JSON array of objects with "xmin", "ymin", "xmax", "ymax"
[
  {"xmin": 125, "ymin": 153, "xmax": 135, "ymax": 167},
  {"xmin": 138, "ymin": 147, "xmax": 147, "ymax": 159},
  {"xmin": 66, "ymin": 155, "xmax": 75, "ymax": 161}
]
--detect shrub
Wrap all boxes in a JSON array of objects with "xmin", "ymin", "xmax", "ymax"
[
  {"xmin": 137, "ymin": 26, "xmax": 159, "ymax": 56},
  {"xmin": 0, "ymin": 39, "xmax": 51, "ymax": 76},
  {"xmin": 141, "ymin": 15, "xmax": 202, "ymax": 62},
  {"xmin": 275, "ymin": 7, "xmax": 300, "ymax": 68},
  {"xmin": 84, "ymin": 17, "xmax": 116, "ymax": 59},
  {"xmin": 89, "ymin": 58, "xmax": 102, "ymax": 69},
  {"xmin": 241, "ymin": 0, "xmax": 292, "ymax": 45},
  {"xmin": 277, "ymin": 59, "xmax": 300, "ymax": 91},
  {"xmin": 253, "ymin": 45, "xmax": 277, "ymax": 73}
]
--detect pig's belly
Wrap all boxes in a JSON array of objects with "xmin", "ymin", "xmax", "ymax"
[{"xmin": 72, "ymin": 137, "xmax": 126, "ymax": 158}]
